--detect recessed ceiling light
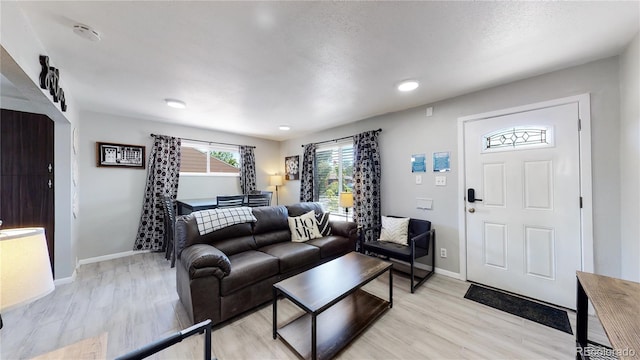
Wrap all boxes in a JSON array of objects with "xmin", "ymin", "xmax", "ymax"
[
  {"xmin": 397, "ymin": 80, "xmax": 419, "ymax": 92},
  {"xmin": 165, "ymin": 99, "xmax": 186, "ymax": 109},
  {"xmin": 72, "ymin": 24, "xmax": 101, "ymax": 42},
  {"xmin": 279, "ymin": 125, "xmax": 291, "ymax": 131}
]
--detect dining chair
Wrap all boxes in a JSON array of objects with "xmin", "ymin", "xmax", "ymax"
[
  {"xmin": 160, "ymin": 195, "xmax": 177, "ymax": 267},
  {"xmin": 216, "ymin": 195, "xmax": 245, "ymax": 208},
  {"xmin": 246, "ymin": 193, "xmax": 272, "ymax": 207}
]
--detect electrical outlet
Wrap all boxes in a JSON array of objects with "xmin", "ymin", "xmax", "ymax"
[{"xmin": 440, "ymin": 248, "xmax": 447, "ymax": 258}]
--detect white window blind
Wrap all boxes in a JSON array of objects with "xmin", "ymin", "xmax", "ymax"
[
  {"xmin": 180, "ymin": 141, "xmax": 240, "ymax": 176},
  {"xmin": 315, "ymin": 140, "xmax": 354, "ymax": 216}
]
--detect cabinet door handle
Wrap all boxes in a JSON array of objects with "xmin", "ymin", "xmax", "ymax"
[
  {"xmin": 48, "ymin": 163, "xmax": 53, "ymax": 173},
  {"xmin": 48, "ymin": 179, "xmax": 52, "ymax": 188}
]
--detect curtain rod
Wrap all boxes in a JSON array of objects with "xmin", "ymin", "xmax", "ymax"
[
  {"xmin": 150, "ymin": 134, "xmax": 256, "ymax": 149},
  {"xmin": 301, "ymin": 128, "xmax": 382, "ymax": 147}
]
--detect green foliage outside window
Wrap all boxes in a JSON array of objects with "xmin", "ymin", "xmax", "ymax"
[
  {"xmin": 316, "ymin": 145, "xmax": 353, "ymax": 213},
  {"xmin": 210, "ymin": 151, "xmax": 239, "ymax": 167}
]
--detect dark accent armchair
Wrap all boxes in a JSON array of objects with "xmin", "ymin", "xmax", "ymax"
[
  {"xmin": 216, "ymin": 195, "xmax": 245, "ymax": 208},
  {"xmin": 360, "ymin": 217, "xmax": 435, "ymax": 293}
]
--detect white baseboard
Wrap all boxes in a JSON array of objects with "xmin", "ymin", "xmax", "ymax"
[
  {"xmin": 54, "ymin": 269, "xmax": 77, "ymax": 285},
  {"xmin": 392, "ymin": 259, "xmax": 462, "ymax": 280},
  {"xmin": 77, "ymin": 250, "xmax": 151, "ymax": 266},
  {"xmin": 434, "ymin": 267, "xmax": 462, "ymax": 280}
]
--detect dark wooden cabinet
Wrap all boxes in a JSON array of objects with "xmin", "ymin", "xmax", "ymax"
[{"xmin": 0, "ymin": 109, "xmax": 55, "ymax": 271}]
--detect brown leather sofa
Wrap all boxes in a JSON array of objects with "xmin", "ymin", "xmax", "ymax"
[{"xmin": 175, "ymin": 202, "xmax": 358, "ymax": 325}]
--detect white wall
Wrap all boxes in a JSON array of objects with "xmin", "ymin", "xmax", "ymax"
[
  {"xmin": 619, "ymin": 32, "xmax": 640, "ymax": 282},
  {"xmin": 77, "ymin": 111, "xmax": 280, "ymax": 260},
  {"xmin": 281, "ymin": 56, "xmax": 622, "ymax": 277},
  {"xmin": 1, "ymin": 2, "xmax": 80, "ymax": 279}
]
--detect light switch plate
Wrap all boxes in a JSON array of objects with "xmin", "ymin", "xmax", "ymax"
[
  {"xmin": 435, "ymin": 176, "xmax": 446, "ymax": 186},
  {"xmin": 416, "ymin": 198, "xmax": 433, "ymax": 210},
  {"xmin": 416, "ymin": 175, "xmax": 422, "ymax": 184}
]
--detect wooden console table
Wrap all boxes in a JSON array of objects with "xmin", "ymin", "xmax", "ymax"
[{"xmin": 576, "ymin": 271, "xmax": 640, "ymax": 359}]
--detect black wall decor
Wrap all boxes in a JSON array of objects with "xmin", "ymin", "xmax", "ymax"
[{"xmin": 39, "ymin": 55, "xmax": 67, "ymax": 112}]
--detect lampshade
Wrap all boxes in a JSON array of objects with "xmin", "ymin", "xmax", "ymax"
[
  {"xmin": 270, "ymin": 175, "xmax": 283, "ymax": 187},
  {"xmin": 339, "ymin": 192, "xmax": 354, "ymax": 208},
  {"xmin": 0, "ymin": 227, "xmax": 54, "ymax": 312}
]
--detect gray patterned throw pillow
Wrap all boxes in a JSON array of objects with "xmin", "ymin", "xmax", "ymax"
[{"xmin": 315, "ymin": 212, "xmax": 332, "ymax": 236}]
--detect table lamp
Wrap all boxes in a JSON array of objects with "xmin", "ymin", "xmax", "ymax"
[
  {"xmin": 0, "ymin": 227, "xmax": 55, "ymax": 329},
  {"xmin": 339, "ymin": 192, "xmax": 354, "ymax": 221},
  {"xmin": 270, "ymin": 175, "xmax": 284, "ymax": 205}
]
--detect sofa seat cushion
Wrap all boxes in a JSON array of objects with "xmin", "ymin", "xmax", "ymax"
[
  {"xmin": 306, "ymin": 235, "xmax": 354, "ymax": 259},
  {"xmin": 221, "ymin": 251, "xmax": 279, "ymax": 296},
  {"xmin": 258, "ymin": 242, "xmax": 321, "ymax": 273}
]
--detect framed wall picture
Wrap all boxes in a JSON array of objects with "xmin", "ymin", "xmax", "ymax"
[
  {"xmin": 411, "ymin": 153, "xmax": 426, "ymax": 172},
  {"xmin": 433, "ymin": 151, "xmax": 451, "ymax": 172},
  {"xmin": 96, "ymin": 142, "xmax": 146, "ymax": 168},
  {"xmin": 285, "ymin": 155, "xmax": 300, "ymax": 180}
]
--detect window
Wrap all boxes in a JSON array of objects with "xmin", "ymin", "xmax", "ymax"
[
  {"xmin": 482, "ymin": 126, "xmax": 554, "ymax": 153},
  {"xmin": 180, "ymin": 141, "xmax": 240, "ymax": 176},
  {"xmin": 315, "ymin": 141, "xmax": 354, "ymax": 217}
]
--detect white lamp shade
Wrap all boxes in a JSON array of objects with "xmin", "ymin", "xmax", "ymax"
[
  {"xmin": 0, "ymin": 227, "xmax": 54, "ymax": 311},
  {"xmin": 339, "ymin": 192, "xmax": 354, "ymax": 208},
  {"xmin": 270, "ymin": 175, "xmax": 283, "ymax": 186}
]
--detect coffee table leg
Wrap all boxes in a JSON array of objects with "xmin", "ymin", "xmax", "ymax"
[
  {"xmin": 389, "ymin": 267, "xmax": 393, "ymax": 308},
  {"xmin": 273, "ymin": 288, "xmax": 278, "ymax": 339},
  {"xmin": 312, "ymin": 314, "xmax": 317, "ymax": 360},
  {"xmin": 576, "ymin": 279, "xmax": 588, "ymax": 359}
]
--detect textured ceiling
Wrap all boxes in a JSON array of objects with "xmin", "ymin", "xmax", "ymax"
[{"xmin": 6, "ymin": 1, "xmax": 640, "ymax": 140}]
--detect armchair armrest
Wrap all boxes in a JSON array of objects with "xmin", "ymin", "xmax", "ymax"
[
  {"xmin": 410, "ymin": 229, "xmax": 435, "ymax": 253},
  {"xmin": 180, "ymin": 244, "xmax": 231, "ymax": 280}
]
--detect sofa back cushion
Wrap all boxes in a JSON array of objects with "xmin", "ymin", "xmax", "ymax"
[
  {"xmin": 286, "ymin": 202, "xmax": 324, "ymax": 217},
  {"xmin": 179, "ymin": 214, "xmax": 256, "ymax": 256},
  {"xmin": 252, "ymin": 205, "xmax": 291, "ymax": 248}
]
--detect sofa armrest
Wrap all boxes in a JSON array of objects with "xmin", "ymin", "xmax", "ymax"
[
  {"xmin": 180, "ymin": 244, "xmax": 231, "ymax": 280},
  {"xmin": 329, "ymin": 220, "xmax": 358, "ymax": 239}
]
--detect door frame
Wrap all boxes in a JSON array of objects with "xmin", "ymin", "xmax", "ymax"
[{"xmin": 457, "ymin": 93, "xmax": 594, "ymax": 281}]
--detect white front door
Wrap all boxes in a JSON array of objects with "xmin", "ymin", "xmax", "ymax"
[{"xmin": 464, "ymin": 102, "xmax": 581, "ymax": 309}]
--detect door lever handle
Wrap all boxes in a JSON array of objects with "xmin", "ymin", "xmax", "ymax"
[{"xmin": 467, "ymin": 188, "xmax": 483, "ymax": 203}]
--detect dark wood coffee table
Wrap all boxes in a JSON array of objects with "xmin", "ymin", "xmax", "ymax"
[{"xmin": 272, "ymin": 252, "xmax": 392, "ymax": 360}]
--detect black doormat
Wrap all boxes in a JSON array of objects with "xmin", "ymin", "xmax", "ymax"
[{"xmin": 464, "ymin": 284, "xmax": 573, "ymax": 334}]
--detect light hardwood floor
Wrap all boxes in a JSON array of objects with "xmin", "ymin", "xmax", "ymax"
[{"xmin": 0, "ymin": 253, "xmax": 608, "ymax": 359}]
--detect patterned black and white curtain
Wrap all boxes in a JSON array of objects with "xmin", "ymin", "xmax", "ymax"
[
  {"xmin": 300, "ymin": 143, "xmax": 316, "ymax": 202},
  {"xmin": 134, "ymin": 135, "xmax": 181, "ymax": 251},
  {"xmin": 239, "ymin": 146, "xmax": 257, "ymax": 194},
  {"xmin": 353, "ymin": 130, "xmax": 381, "ymax": 242}
]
